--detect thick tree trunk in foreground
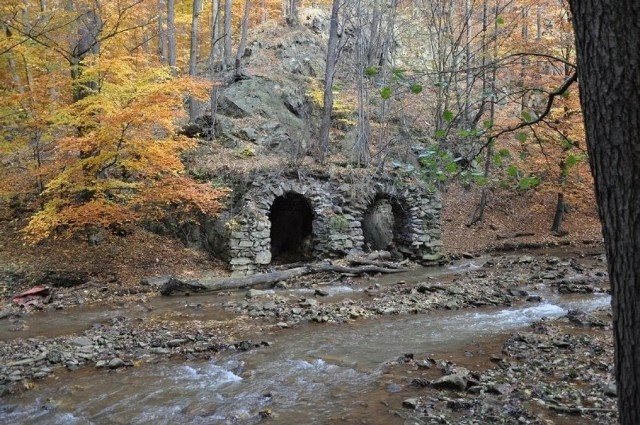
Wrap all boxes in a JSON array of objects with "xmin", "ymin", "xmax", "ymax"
[
  {"xmin": 568, "ymin": 1, "xmax": 640, "ymax": 422},
  {"xmin": 160, "ymin": 263, "xmax": 406, "ymax": 295}
]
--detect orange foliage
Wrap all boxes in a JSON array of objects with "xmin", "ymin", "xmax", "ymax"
[{"xmin": 0, "ymin": 1, "xmax": 229, "ymax": 242}]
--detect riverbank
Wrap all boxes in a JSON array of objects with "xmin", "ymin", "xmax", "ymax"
[{"xmin": 0, "ymin": 248, "xmax": 615, "ymax": 424}]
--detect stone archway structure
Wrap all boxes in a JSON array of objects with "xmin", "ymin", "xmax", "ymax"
[
  {"xmin": 269, "ymin": 192, "xmax": 314, "ymax": 260},
  {"xmin": 225, "ymin": 174, "xmax": 442, "ymax": 275},
  {"xmin": 344, "ymin": 179, "xmax": 443, "ymax": 261}
]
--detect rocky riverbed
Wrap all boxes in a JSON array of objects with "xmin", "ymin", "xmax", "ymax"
[
  {"xmin": 360, "ymin": 306, "xmax": 615, "ymax": 425},
  {"xmin": 0, "ymin": 247, "xmax": 615, "ymax": 424}
]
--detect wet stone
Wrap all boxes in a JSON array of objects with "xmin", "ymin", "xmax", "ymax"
[
  {"xmin": 402, "ymin": 398, "xmax": 419, "ymax": 409},
  {"xmin": 70, "ymin": 336, "xmax": 92, "ymax": 347},
  {"xmin": 604, "ymin": 383, "xmax": 617, "ymax": 397},
  {"xmin": 431, "ymin": 373, "xmax": 467, "ymax": 391},
  {"xmin": 108, "ymin": 358, "xmax": 125, "ymax": 369}
]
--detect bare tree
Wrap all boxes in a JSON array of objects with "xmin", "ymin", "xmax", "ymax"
[
  {"xmin": 316, "ymin": 0, "xmax": 341, "ymax": 163},
  {"xmin": 157, "ymin": 0, "xmax": 167, "ymax": 63},
  {"xmin": 235, "ymin": 0, "xmax": 253, "ymax": 77},
  {"xmin": 167, "ymin": 0, "xmax": 177, "ymax": 75},
  {"xmin": 209, "ymin": 0, "xmax": 223, "ymax": 137},
  {"xmin": 188, "ymin": 0, "xmax": 204, "ymax": 120},
  {"xmin": 223, "ymin": 0, "xmax": 233, "ymax": 70}
]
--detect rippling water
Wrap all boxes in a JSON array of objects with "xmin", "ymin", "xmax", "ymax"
[{"xmin": 1, "ymin": 290, "xmax": 610, "ymax": 425}]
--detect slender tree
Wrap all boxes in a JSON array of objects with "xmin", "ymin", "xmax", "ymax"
[
  {"xmin": 188, "ymin": 0, "xmax": 203, "ymax": 120},
  {"xmin": 568, "ymin": 1, "xmax": 640, "ymax": 423},
  {"xmin": 167, "ymin": 0, "xmax": 177, "ymax": 74},
  {"xmin": 317, "ymin": 0, "xmax": 340, "ymax": 163},
  {"xmin": 157, "ymin": 0, "xmax": 167, "ymax": 62},
  {"xmin": 235, "ymin": 0, "xmax": 253, "ymax": 77},
  {"xmin": 223, "ymin": 0, "xmax": 232, "ymax": 70}
]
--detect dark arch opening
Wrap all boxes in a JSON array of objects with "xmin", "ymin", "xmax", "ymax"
[
  {"xmin": 269, "ymin": 192, "xmax": 314, "ymax": 262},
  {"xmin": 362, "ymin": 197, "xmax": 409, "ymax": 258}
]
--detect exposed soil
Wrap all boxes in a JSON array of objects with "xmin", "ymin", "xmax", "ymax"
[{"xmin": 442, "ymin": 184, "xmax": 602, "ymax": 256}]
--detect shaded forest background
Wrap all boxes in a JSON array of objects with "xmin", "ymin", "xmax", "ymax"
[{"xmin": 0, "ymin": 0, "xmax": 601, "ymax": 273}]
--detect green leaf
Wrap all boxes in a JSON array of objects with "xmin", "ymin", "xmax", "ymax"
[
  {"xmin": 410, "ymin": 83, "xmax": 423, "ymax": 94},
  {"xmin": 446, "ymin": 162, "xmax": 458, "ymax": 173},
  {"xmin": 562, "ymin": 138, "xmax": 574, "ymax": 149},
  {"xmin": 392, "ymin": 68, "xmax": 406, "ymax": 78},
  {"xmin": 566, "ymin": 154, "xmax": 581, "ymax": 167},
  {"xmin": 474, "ymin": 175, "xmax": 487, "ymax": 186},
  {"xmin": 521, "ymin": 111, "xmax": 532, "ymax": 122},
  {"xmin": 516, "ymin": 132, "xmax": 528, "ymax": 142},
  {"xmin": 496, "ymin": 16, "xmax": 505, "ymax": 25},
  {"xmin": 518, "ymin": 176, "xmax": 539, "ymax": 190},
  {"xmin": 434, "ymin": 129, "xmax": 447, "ymax": 138},
  {"xmin": 380, "ymin": 86, "xmax": 392, "ymax": 100},
  {"xmin": 498, "ymin": 148, "xmax": 511, "ymax": 157},
  {"xmin": 364, "ymin": 67, "xmax": 378, "ymax": 77},
  {"xmin": 507, "ymin": 165, "xmax": 519, "ymax": 177},
  {"xmin": 493, "ymin": 154, "xmax": 503, "ymax": 166},
  {"xmin": 482, "ymin": 120, "xmax": 493, "ymax": 129},
  {"xmin": 443, "ymin": 110, "xmax": 454, "ymax": 123}
]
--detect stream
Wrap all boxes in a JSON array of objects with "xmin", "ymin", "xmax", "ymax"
[{"xmin": 1, "ymin": 289, "xmax": 610, "ymax": 425}]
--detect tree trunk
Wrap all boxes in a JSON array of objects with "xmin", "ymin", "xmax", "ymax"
[
  {"xmin": 286, "ymin": 0, "xmax": 299, "ymax": 26},
  {"xmin": 188, "ymin": 0, "xmax": 203, "ymax": 120},
  {"xmin": 209, "ymin": 0, "xmax": 222, "ymax": 138},
  {"xmin": 316, "ymin": 0, "xmax": 340, "ymax": 163},
  {"xmin": 550, "ymin": 192, "xmax": 565, "ymax": 234},
  {"xmin": 568, "ymin": 1, "xmax": 640, "ymax": 423},
  {"xmin": 210, "ymin": 0, "xmax": 221, "ymax": 66},
  {"xmin": 223, "ymin": 0, "xmax": 233, "ymax": 71},
  {"xmin": 157, "ymin": 0, "xmax": 167, "ymax": 63},
  {"xmin": 167, "ymin": 0, "xmax": 177, "ymax": 75},
  {"xmin": 235, "ymin": 0, "xmax": 253, "ymax": 77},
  {"xmin": 468, "ymin": 0, "xmax": 495, "ymax": 226},
  {"xmin": 354, "ymin": 0, "xmax": 370, "ymax": 167},
  {"xmin": 160, "ymin": 263, "xmax": 406, "ymax": 295}
]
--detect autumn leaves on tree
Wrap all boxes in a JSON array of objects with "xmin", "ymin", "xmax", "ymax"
[
  {"xmin": 1, "ymin": 0, "xmax": 589, "ymax": 241},
  {"xmin": 0, "ymin": 0, "xmax": 229, "ymax": 241}
]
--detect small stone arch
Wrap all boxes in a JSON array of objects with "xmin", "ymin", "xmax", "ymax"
[
  {"xmin": 361, "ymin": 191, "xmax": 413, "ymax": 256},
  {"xmin": 269, "ymin": 192, "xmax": 314, "ymax": 261}
]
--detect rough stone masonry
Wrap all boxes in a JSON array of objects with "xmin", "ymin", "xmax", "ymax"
[{"xmin": 223, "ymin": 173, "xmax": 442, "ymax": 276}]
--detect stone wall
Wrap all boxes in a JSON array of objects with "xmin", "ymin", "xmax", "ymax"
[{"xmin": 221, "ymin": 173, "xmax": 442, "ymax": 275}]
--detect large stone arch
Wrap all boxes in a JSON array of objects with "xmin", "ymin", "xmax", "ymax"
[
  {"xmin": 269, "ymin": 192, "xmax": 314, "ymax": 260},
  {"xmin": 228, "ymin": 180, "xmax": 334, "ymax": 275},
  {"xmin": 225, "ymin": 174, "xmax": 441, "ymax": 275}
]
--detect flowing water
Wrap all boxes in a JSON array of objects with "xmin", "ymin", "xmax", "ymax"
[
  {"xmin": 1, "ymin": 289, "xmax": 610, "ymax": 425},
  {"xmin": 0, "ymin": 257, "xmax": 487, "ymax": 343}
]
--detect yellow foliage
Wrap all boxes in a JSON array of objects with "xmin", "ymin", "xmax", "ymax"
[
  {"xmin": 235, "ymin": 145, "xmax": 256, "ymax": 158},
  {"xmin": 3, "ymin": 51, "xmax": 226, "ymax": 241},
  {"xmin": 307, "ymin": 80, "xmax": 356, "ymax": 127}
]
